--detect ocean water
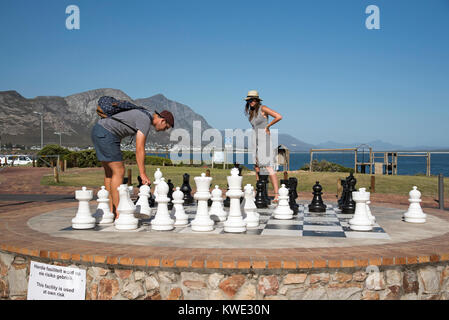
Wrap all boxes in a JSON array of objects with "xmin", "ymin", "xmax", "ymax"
[{"xmin": 148, "ymin": 152, "xmax": 449, "ymax": 177}]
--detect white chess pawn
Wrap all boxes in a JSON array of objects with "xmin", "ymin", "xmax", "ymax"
[
  {"xmin": 153, "ymin": 168, "xmax": 163, "ymax": 199},
  {"xmin": 72, "ymin": 187, "xmax": 96, "ymax": 229},
  {"xmin": 243, "ymin": 184, "xmax": 260, "ymax": 228},
  {"xmin": 209, "ymin": 185, "xmax": 228, "ymax": 222},
  {"xmin": 366, "ymin": 200, "xmax": 376, "ymax": 224},
  {"xmin": 403, "ymin": 186, "xmax": 427, "ymax": 223},
  {"xmin": 191, "ymin": 173, "xmax": 215, "ymax": 232},
  {"xmin": 173, "ymin": 187, "xmax": 189, "ymax": 226},
  {"xmin": 151, "ymin": 178, "xmax": 175, "ymax": 231},
  {"xmin": 273, "ymin": 184, "xmax": 293, "ymax": 220},
  {"xmin": 135, "ymin": 184, "xmax": 152, "ymax": 215},
  {"xmin": 96, "ymin": 186, "xmax": 114, "ymax": 224},
  {"xmin": 114, "ymin": 184, "xmax": 139, "ymax": 230},
  {"xmin": 223, "ymin": 168, "xmax": 247, "ymax": 233},
  {"xmin": 349, "ymin": 188, "xmax": 373, "ymax": 231}
]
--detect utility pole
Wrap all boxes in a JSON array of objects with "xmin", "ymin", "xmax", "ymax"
[
  {"xmin": 54, "ymin": 132, "xmax": 62, "ymax": 147},
  {"xmin": 33, "ymin": 111, "xmax": 44, "ymax": 149}
]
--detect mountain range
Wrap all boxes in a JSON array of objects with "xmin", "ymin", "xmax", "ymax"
[{"xmin": 0, "ymin": 89, "xmax": 445, "ymax": 152}]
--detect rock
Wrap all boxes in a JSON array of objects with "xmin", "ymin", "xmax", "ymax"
[
  {"xmin": 332, "ymin": 272, "xmax": 352, "ymax": 283},
  {"xmin": 0, "ymin": 252, "xmax": 14, "ymax": 268},
  {"xmin": 87, "ymin": 283, "xmax": 98, "ymax": 300},
  {"xmin": 310, "ymin": 273, "xmax": 330, "ymax": 284},
  {"xmin": 219, "ymin": 275, "xmax": 246, "ymax": 298},
  {"xmin": 7, "ymin": 266, "xmax": 27, "ymax": 296},
  {"xmin": 181, "ymin": 272, "xmax": 207, "ymax": 283},
  {"xmin": 208, "ymin": 273, "xmax": 225, "ymax": 289},
  {"xmin": 98, "ymin": 278, "xmax": 120, "ymax": 300},
  {"xmin": 302, "ymin": 287, "xmax": 328, "ymax": 300},
  {"xmin": 115, "ymin": 269, "xmax": 132, "ymax": 280},
  {"xmin": 123, "ymin": 281, "xmax": 145, "ymax": 300},
  {"xmin": 89, "ymin": 267, "xmax": 109, "ymax": 279},
  {"xmin": 327, "ymin": 282, "xmax": 363, "ymax": 300},
  {"xmin": 353, "ymin": 271, "xmax": 367, "ymax": 282},
  {"xmin": 0, "ymin": 279, "xmax": 9, "ymax": 298},
  {"xmin": 167, "ymin": 287, "xmax": 183, "ymax": 300},
  {"xmin": 365, "ymin": 272, "xmax": 385, "ymax": 291},
  {"xmin": 234, "ymin": 282, "xmax": 257, "ymax": 300},
  {"xmin": 385, "ymin": 269, "xmax": 402, "ymax": 286},
  {"xmin": 418, "ymin": 266, "xmax": 441, "ymax": 294},
  {"xmin": 362, "ymin": 290, "xmax": 380, "ymax": 300},
  {"xmin": 403, "ymin": 270, "xmax": 419, "ymax": 294},
  {"xmin": 258, "ymin": 276, "xmax": 279, "ymax": 296},
  {"xmin": 286, "ymin": 288, "xmax": 306, "ymax": 299},
  {"xmin": 0, "ymin": 259, "xmax": 8, "ymax": 277},
  {"xmin": 145, "ymin": 291, "xmax": 162, "ymax": 300},
  {"xmin": 383, "ymin": 285, "xmax": 401, "ymax": 300},
  {"xmin": 264, "ymin": 295, "xmax": 288, "ymax": 300},
  {"xmin": 158, "ymin": 271, "xmax": 178, "ymax": 283},
  {"xmin": 183, "ymin": 280, "xmax": 207, "ymax": 290},
  {"xmin": 145, "ymin": 275, "xmax": 160, "ymax": 291},
  {"xmin": 400, "ymin": 293, "xmax": 418, "ymax": 300},
  {"xmin": 209, "ymin": 289, "xmax": 228, "ymax": 300},
  {"xmin": 283, "ymin": 273, "xmax": 307, "ymax": 285},
  {"xmin": 134, "ymin": 271, "xmax": 146, "ymax": 282}
]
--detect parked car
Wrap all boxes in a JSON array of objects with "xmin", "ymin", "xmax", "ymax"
[{"xmin": 5, "ymin": 155, "xmax": 33, "ymax": 166}]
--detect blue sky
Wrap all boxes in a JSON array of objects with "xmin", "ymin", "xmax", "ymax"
[{"xmin": 1, "ymin": 0, "xmax": 448, "ymax": 147}]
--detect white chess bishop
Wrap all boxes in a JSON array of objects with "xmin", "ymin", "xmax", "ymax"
[
  {"xmin": 209, "ymin": 185, "xmax": 228, "ymax": 222},
  {"xmin": 151, "ymin": 177, "xmax": 175, "ymax": 231},
  {"xmin": 243, "ymin": 184, "xmax": 260, "ymax": 228},
  {"xmin": 96, "ymin": 186, "xmax": 114, "ymax": 225},
  {"xmin": 173, "ymin": 187, "xmax": 189, "ymax": 226},
  {"xmin": 115, "ymin": 184, "xmax": 139, "ymax": 230},
  {"xmin": 153, "ymin": 168, "xmax": 163, "ymax": 199},
  {"xmin": 403, "ymin": 186, "xmax": 427, "ymax": 223},
  {"xmin": 223, "ymin": 168, "xmax": 247, "ymax": 233},
  {"xmin": 191, "ymin": 173, "xmax": 215, "ymax": 232},
  {"xmin": 349, "ymin": 188, "xmax": 373, "ymax": 231},
  {"xmin": 135, "ymin": 184, "xmax": 152, "ymax": 215},
  {"xmin": 72, "ymin": 187, "xmax": 96, "ymax": 229},
  {"xmin": 273, "ymin": 184, "xmax": 293, "ymax": 220}
]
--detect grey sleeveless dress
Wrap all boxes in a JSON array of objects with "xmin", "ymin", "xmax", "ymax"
[{"xmin": 249, "ymin": 107, "xmax": 275, "ymax": 169}]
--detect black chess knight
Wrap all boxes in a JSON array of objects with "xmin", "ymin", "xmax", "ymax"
[
  {"xmin": 180, "ymin": 173, "xmax": 194, "ymax": 205},
  {"xmin": 308, "ymin": 181, "xmax": 327, "ymax": 213},
  {"xmin": 288, "ymin": 177, "xmax": 299, "ymax": 214},
  {"xmin": 341, "ymin": 172, "xmax": 356, "ymax": 214}
]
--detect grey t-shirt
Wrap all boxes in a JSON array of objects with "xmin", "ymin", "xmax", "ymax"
[{"xmin": 98, "ymin": 109, "xmax": 153, "ymax": 139}]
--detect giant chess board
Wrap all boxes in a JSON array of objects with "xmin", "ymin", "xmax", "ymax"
[{"xmin": 76, "ymin": 202, "xmax": 390, "ymax": 240}]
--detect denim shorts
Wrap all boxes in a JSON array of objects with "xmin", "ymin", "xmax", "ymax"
[{"xmin": 91, "ymin": 123, "xmax": 123, "ymax": 162}]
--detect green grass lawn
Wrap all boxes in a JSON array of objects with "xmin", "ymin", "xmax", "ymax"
[{"xmin": 41, "ymin": 165, "xmax": 449, "ymax": 198}]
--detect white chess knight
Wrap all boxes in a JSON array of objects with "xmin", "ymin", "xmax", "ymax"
[
  {"xmin": 274, "ymin": 184, "xmax": 293, "ymax": 220},
  {"xmin": 403, "ymin": 186, "xmax": 427, "ymax": 223},
  {"xmin": 191, "ymin": 173, "xmax": 215, "ymax": 232},
  {"xmin": 349, "ymin": 188, "xmax": 373, "ymax": 231},
  {"xmin": 223, "ymin": 168, "xmax": 247, "ymax": 233},
  {"xmin": 135, "ymin": 184, "xmax": 152, "ymax": 215},
  {"xmin": 96, "ymin": 186, "xmax": 114, "ymax": 225},
  {"xmin": 209, "ymin": 185, "xmax": 228, "ymax": 222},
  {"xmin": 243, "ymin": 184, "xmax": 260, "ymax": 228},
  {"xmin": 153, "ymin": 168, "xmax": 163, "ymax": 199},
  {"xmin": 151, "ymin": 177, "xmax": 175, "ymax": 231},
  {"xmin": 173, "ymin": 187, "xmax": 189, "ymax": 226},
  {"xmin": 114, "ymin": 184, "xmax": 139, "ymax": 230},
  {"xmin": 72, "ymin": 187, "xmax": 96, "ymax": 229}
]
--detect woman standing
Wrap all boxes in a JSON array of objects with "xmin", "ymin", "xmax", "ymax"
[{"xmin": 245, "ymin": 90, "xmax": 283, "ymax": 202}]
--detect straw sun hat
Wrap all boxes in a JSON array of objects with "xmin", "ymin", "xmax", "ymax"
[{"xmin": 244, "ymin": 90, "xmax": 263, "ymax": 101}]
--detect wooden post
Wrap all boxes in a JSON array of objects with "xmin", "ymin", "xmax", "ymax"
[
  {"xmin": 309, "ymin": 151, "xmax": 313, "ymax": 172},
  {"xmin": 127, "ymin": 168, "xmax": 132, "ymax": 186},
  {"xmin": 32, "ymin": 159, "xmax": 35, "ymax": 167},
  {"xmin": 64, "ymin": 159, "xmax": 67, "ymax": 171},
  {"xmin": 337, "ymin": 178, "xmax": 342, "ymax": 199},
  {"xmin": 53, "ymin": 167, "xmax": 59, "ymax": 183},
  {"xmin": 206, "ymin": 169, "xmax": 211, "ymax": 177},
  {"xmin": 371, "ymin": 175, "xmax": 375, "ymax": 193}
]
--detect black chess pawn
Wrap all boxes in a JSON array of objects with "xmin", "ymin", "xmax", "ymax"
[
  {"xmin": 180, "ymin": 173, "xmax": 194, "ymax": 205},
  {"xmin": 288, "ymin": 177, "xmax": 299, "ymax": 214},
  {"xmin": 135, "ymin": 175, "xmax": 155, "ymax": 207},
  {"xmin": 167, "ymin": 179, "xmax": 175, "ymax": 210},
  {"xmin": 341, "ymin": 173, "xmax": 356, "ymax": 214},
  {"xmin": 308, "ymin": 181, "xmax": 327, "ymax": 213},
  {"xmin": 255, "ymin": 179, "xmax": 268, "ymax": 208}
]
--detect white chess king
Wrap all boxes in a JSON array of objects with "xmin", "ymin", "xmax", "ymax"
[
  {"xmin": 114, "ymin": 184, "xmax": 139, "ymax": 230},
  {"xmin": 191, "ymin": 173, "xmax": 215, "ymax": 232},
  {"xmin": 403, "ymin": 186, "xmax": 427, "ymax": 223},
  {"xmin": 96, "ymin": 186, "xmax": 114, "ymax": 225},
  {"xmin": 223, "ymin": 168, "xmax": 246, "ymax": 233},
  {"xmin": 72, "ymin": 187, "xmax": 96, "ymax": 229}
]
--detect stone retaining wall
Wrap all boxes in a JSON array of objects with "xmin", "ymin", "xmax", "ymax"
[{"xmin": 2, "ymin": 250, "xmax": 449, "ymax": 300}]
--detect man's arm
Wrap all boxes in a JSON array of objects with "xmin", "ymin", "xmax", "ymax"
[{"xmin": 135, "ymin": 130, "xmax": 151, "ymax": 185}]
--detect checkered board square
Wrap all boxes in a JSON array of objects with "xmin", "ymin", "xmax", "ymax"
[{"xmin": 83, "ymin": 203, "xmax": 390, "ymax": 240}]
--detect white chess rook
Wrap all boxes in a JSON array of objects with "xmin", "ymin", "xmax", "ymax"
[
  {"xmin": 151, "ymin": 178, "xmax": 175, "ymax": 230},
  {"xmin": 173, "ymin": 187, "xmax": 189, "ymax": 226},
  {"xmin": 96, "ymin": 186, "xmax": 114, "ymax": 224},
  {"xmin": 243, "ymin": 184, "xmax": 260, "ymax": 228},
  {"xmin": 403, "ymin": 186, "xmax": 427, "ymax": 223},
  {"xmin": 349, "ymin": 188, "xmax": 373, "ymax": 231},
  {"xmin": 136, "ymin": 184, "xmax": 152, "ymax": 215},
  {"xmin": 153, "ymin": 168, "xmax": 163, "ymax": 199},
  {"xmin": 224, "ymin": 168, "xmax": 247, "ymax": 233},
  {"xmin": 209, "ymin": 185, "xmax": 228, "ymax": 222},
  {"xmin": 114, "ymin": 184, "xmax": 139, "ymax": 230},
  {"xmin": 273, "ymin": 184, "xmax": 293, "ymax": 220},
  {"xmin": 72, "ymin": 187, "xmax": 96, "ymax": 229},
  {"xmin": 191, "ymin": 173, "xmax": 215, "ymax": 232}
]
